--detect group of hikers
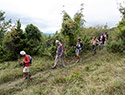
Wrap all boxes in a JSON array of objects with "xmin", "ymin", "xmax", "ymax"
[
  {"xmin": 91, "ymin": 32, "xmax": 108, "ymax": 55},
  {"xmin": 19, "ymin": 32, "xmax": 108, "ymax": 80}
]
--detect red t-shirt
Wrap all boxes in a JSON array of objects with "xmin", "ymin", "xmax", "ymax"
[{"xmin": 23, "ymin": 55, "xmax": 30, "ymax": 67}]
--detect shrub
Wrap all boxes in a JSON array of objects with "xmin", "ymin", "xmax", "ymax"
[{"xmin": 106, "ymin": 39, "xmax": 124, "ymax": 53}]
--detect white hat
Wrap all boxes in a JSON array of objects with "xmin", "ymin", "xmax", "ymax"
[
  {"xmin": 20, "ymin": 51, "xmax": 26, "ymax": 55},
  {"xmin": 56, "ymin": 40, "xmax": 59, "ymax": 43}
]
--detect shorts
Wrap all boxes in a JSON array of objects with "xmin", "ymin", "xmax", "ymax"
[
  {"xmin": 75, "ymin": 49, "xmax": 81, "ymax": 55},
  {"xmin": 23, "ymin": 67, "xmax": 29, "ymax": 73}
]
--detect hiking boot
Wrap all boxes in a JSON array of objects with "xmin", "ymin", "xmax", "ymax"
[
  {"xmin": 24, "ymin": 76, "xmax": 28, "ymax": 80},
  {"xmin": 28, "ymin": 74, "xmax": 31, "ymax": 79},
  {"xmin": 61, "ymin": 65, "xmax": 65, "ymax": 68},
  {"xmin": 52, "ymin": 66, "xmax": 56, "ymax": 69},
  {"xmin": 76, "ymin": 59, "xmax": 80, "ymax": 63},
  {"xmin": 27, "ymin": 75, "xmax": 32, "ymax": 80}
]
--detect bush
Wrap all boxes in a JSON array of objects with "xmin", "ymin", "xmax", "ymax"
[
  {"xmin": 106, "ymin": 39, "xmax": 124, "ymax": 53},
  {"xmin": 81, "ymin": 35, "xmax": 91, "ymax": 51}
]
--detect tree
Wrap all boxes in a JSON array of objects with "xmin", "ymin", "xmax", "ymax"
[
  {"xmin": 0, "ymin": 11, "xmax": 11, "ymax": 44},
  {"xmin": 106, "ymin": 5, "xmax": 125, "ymax": 53},
  {"xmin": 117, "ymin": 6, "xmax": 125, "ymax": 52},
  {"xmin": 61, "ymin": 6, "xmax": 85, "ymax": 46},
  {"xmin": 25, "ymin": 24, "xmax": 41, "ymax": 41},
  {"xmin": 117, "ymin": 6, "xmax": 125, "ymax": 41},
  {"xmin": 4, "ymin": 20, "xmax": 24, "ymax": 60},
  {"xmin": 24, "ymin": 24, "xmax": 42, "ymax": 55}
]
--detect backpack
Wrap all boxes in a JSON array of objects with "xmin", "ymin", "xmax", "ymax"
[
  {"xmin": 25, "ymin": 55, "xmax": 32, "ymax": 64},
  {"xmin": 28, "ymin": 55, "xmax": 32, "ymax": 64},
  {"xmin": 62, "ymin": 44, "xmax": 65, "ymax": 51}
]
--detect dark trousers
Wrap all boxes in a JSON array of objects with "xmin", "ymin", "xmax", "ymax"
[{"xmin": 92, "ymin": 45, "xmax": 96, "ymax": 55}]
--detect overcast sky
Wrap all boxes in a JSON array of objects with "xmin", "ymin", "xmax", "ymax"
[{"xmin": 0, "ymin": 0, "xmax": 124, "ymax": 33}]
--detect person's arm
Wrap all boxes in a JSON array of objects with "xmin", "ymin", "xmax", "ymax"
[
  {"xmin": 23, "ymin": 56, "xmax": 30, "ymax": 64},
  {"xmin": 60, "ymin": 45, "xmax": 63, "ymax": 56},
  {"xmin": 96, "ymin": 39, "xmax": 99, "ymax": 43},
  {"xmin": 79, "ymin": 42, "xmax": 83, "ymax": 50},
  {"xmin": 57, "ymin": 46, "xmax": 60, "ymax": 56}
]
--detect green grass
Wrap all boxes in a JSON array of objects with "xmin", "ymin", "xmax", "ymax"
[{"xmin": 0, "ymin": 48, "xmax": 125, "ymax": 95}]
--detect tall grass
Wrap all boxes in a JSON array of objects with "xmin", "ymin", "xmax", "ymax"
[{"xmin": 0, "ymin": 49, "xmax": 125, "ymax": 95}]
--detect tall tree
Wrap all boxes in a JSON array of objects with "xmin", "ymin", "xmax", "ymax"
[
  {"xmin": 25, "ymin": 24, "xmax": 41, "ymax": 41},
  {"xmin": 4, "ymin": 20, "xmax": 24, "ymax": 60},
  {"xmin": 24, "ymin": 24, "xmax": 42, "ymax": 55},
  {"xmin": 61, "ymin": 5, "xmax": 85, "ymax": 46},
  {"xmin": 0, "ymin": 11, "xmax": 11, "ymax": 44},
  {"xmin": 117, "ymin": 6, "xmax": 125, "ymax": 50}
]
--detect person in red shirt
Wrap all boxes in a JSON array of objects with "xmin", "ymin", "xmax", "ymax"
[{"xmin": 20, "ymin": 51, "xmax": 31, "ymax": 80}]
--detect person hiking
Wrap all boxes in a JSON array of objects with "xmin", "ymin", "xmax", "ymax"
[
  {"xmin": 91, "ymin": 36, "xmax": 99, "ymax": 55},
  {"xmin": 52, "ymin": 40, "xmax": 65, "ymax": 69},
  {"xmin": 99, "ymin": 33, "xmax": 105, "ymax": 49},
  {"xmin": 104, "ymin": 32, "xmax": 108, "ymax": 45},
  {"xmin": 75, "ymin": 38, "xmax": 84, "ymax": 63},
  {"xmin": 20, "ymin": 51, "xmax": 31, "ymax": 80}
]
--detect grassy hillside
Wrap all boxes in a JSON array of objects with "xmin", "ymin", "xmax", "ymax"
[{"xmin": 0, "ymin": 48, "xmax": 125, "ymax": 95}]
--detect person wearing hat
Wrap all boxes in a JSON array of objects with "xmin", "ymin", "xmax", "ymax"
[
  {"xmin": 104, "ymin": 32, "xmax": 108, "ymax": 45},
  {"xmin": 20, "ymin": 51, "xmax": 31, "ymax": 80},
  {"xmin": 91, "ymin": 36, "xmax": 99, "ymax": 55},
  {"xmin": 75, "ymin": 38, "xmax": 84, "ymax": 63},
  {"xmin": 52, "ymin": 40, "xmax": 65, "ymax": 69},
  {"xmin": 99, "ymin": 33, "xmax": 105, "ymax": 50}
]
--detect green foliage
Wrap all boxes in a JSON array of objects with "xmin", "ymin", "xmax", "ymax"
[
  {"xmin": 25, "ymin": 24, "xmax": 41, "ymax": 40},
  {"xmin": 61, "ymin": 7, "xmax": 85, "ymax": 46},
  {"xmin": 106, "ymin": 6, "xmax": 125, "ymax": 54},
  {"xmin": 0, "ymin": 5, "xmax": 124, "ymax": 63},
  {"xmin": 58, "ymin": 7, "xmax": 86, "ymax": 57},
  {"xmin": 0, "ymin": 45, "xmax": 6, "ymax": 62},
  {"xmin": 24, "ymin": 24, "xmax": 42, "ymax": 55},
  {"xmin": 117, "ymin": 17, "xmax": 125, "ymax": 42},
  {"xmin": 82, "ymin": 25, "xmax": 108, "ymax": 38},
  {"xmin": 106, "ymin": 38, "xmax": 124, "ymax": 53},
  {"xmin": 0, "ymin": 48, "xmax": 124, "ymax": 95},
  {"xmin": 0, "ymin": 11, "xmax": 11, "ymax": 44},
  {"xmin": 3, "ymin": 20, "xmax": 24, "ymax": 61},
  {"xmin": 81, "ymin": 35, "xmax": 91, "ymax": 51}
]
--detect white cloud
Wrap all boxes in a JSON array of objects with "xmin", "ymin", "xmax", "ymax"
[{"xmin": 0, "ymin": 0, "xmax": 123, "ymax": 33}]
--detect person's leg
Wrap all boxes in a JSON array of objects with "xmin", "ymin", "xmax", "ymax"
[
  {"xmin": 95, "ymin": 46, "xmax": 96, "ymax": 54},
  {"xmin": 101, "ymin": 43, "xmax": 103, "ymax": 49},
  {"xmin": 77, "ymin": 54, "xmax": 80, "ymax": 59},
  {"xmin": 76, "ymin": 50, "xmax": 80, "ymax": 63},
  {"xmin": 75, "ymin": 49, "xmax": 80, "ymax": 63},
  {"xmin": 24, "ymin": 72, "xmax": 28, "ymax": 80},
  {"xmin": 52, "ymin": 55, "xmax": 59, "ymax": 68},
  {"xmin": 76, "ymin": 54, "xmax": 80, "ymax": 63},
  {"xmin": 26, "ymin": 67, "xmax": 31, "ymax": 79},
  {"xmin": 23, "ymin": 67, "xmax": 27, "ymax": 79},
  {"xmin": 60, "ymin": 56, "xmax": 65, "ymax": 67},
  {"xmin": 27, "ymin": 72, "xmax": 31, "ymax": 79},
  {"xmin": 23, "ymin": 67, "xmax": 30, "ymax": 80},
  {"xmin": 98, "ymin": 43, "xmax": 101, "ymax": 50},
  {"xmin": 92, "ymin": 45, "xmax": 94, "ymax": 55},
  {"xmin": 104, "ymin": 40, "xmax": 106, "ymax": 46},
  {"xmin": 100, "ymin": 43, "xmax": 102, "ymax": 49},
  {"xmin": 93, "ymin": 45, "xmax": 96, "ymax": 55}
]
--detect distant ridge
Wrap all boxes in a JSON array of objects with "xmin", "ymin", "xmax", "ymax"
[{"xmin": 43, "ymin": 33, "xmax": 54, "ymax": 36}]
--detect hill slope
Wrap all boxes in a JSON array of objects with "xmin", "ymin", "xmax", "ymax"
[{"xmin": 0, "ymin": 48, "xmax": 125, "ymax": 95}]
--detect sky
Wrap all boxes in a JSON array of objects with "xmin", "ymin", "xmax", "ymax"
[{"xmin": 0, "ymin": 0, "xmax": 124, "ymax": 33}]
